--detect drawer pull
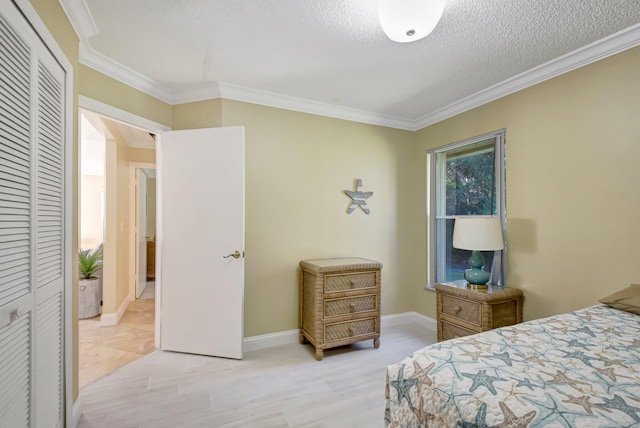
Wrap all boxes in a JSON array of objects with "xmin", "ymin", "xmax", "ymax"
[
  {"xmin": 454, "ymin": 305, "xmax": 462, "ymax": 313},
  {"xmin": 348, "ymin": 327, "xmax": 354, "ymax": 336},
  {"xmin": 349, "ymin": 280, "xmax": 355, "ymax": 288},
  {"xmin": 349, "ymin": 303, "xmax": 356, "ymax": 313}
]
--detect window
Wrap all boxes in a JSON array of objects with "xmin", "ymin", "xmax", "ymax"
[{"xmin": 427, "ymin": 130, "xmax": 506, "ymax": 287}]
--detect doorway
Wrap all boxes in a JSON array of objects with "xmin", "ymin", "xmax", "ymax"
[
  {"xmin": 129, "ymin": 164, "xmax": 157, "ymax": 302},
  {"xmin": 77, "ymin": 99, "xmax": 246, "ymax": 385},
  {"xmin": 78, "ymin": 110, "xmax": 158, "ymax": 388}
]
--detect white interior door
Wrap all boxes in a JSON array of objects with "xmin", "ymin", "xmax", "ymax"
[
  {"xmin": 158, "ymin": 126, "xmax": 245, "ymax": 359},
  {"xmin": 136, "ymin": 169, "xmax": 147, "ymax": 298}
]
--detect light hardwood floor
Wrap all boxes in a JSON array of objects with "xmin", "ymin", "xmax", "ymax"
[
  {"xmin": 79, "ymin": 286, "xmax": 156, "ymax": 389},
  {"xmin": 77, "ymin": 322, "xmax": 437, "ymax": 427}
]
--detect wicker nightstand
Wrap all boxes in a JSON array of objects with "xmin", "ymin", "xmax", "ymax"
[
  {"xmin": 435, "ymin": 281, "xmax": 523, "ymax": 341},
  {"xmin": 299, "ymin": 258, "xmax": 382, "ymax": 360}
]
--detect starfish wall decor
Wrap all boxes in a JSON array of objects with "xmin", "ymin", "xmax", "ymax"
[{"xmin": 345, "ymin": 179, "xmax": 373, "ymax": 214}]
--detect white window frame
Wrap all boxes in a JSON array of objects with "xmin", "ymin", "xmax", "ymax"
[{"xmin": 427, "ymin": 129, "xmax": 506, "ymax": 288}]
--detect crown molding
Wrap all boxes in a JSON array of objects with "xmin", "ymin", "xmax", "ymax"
[
  {"xmin": 80, "ymin": 41, "xmax": 174, "ymax": 104},
  {"xmin": 218, "ymin": 83, "xmax": 416, "ymax": 130},
  {"xmin": 79, "ymin": 43, "xmax": 222, "ymax": 107},
  {"xmin": 414, "ymin": 23, "xmax": 640, "ymax": 130},
  {"xmin": 79, "ymin": 43, "xmax": 415, "ymax": 128},
  {"xmin": 73, "ymin": 13, "xmax": 640, "ymax": 132},
  {"xmin": 58, "ymin": 0, "xmax": 97, "ymax": 40},
  {"xmin": 171, "ymin": 82, "xmax": 222, "ymax": 105}
]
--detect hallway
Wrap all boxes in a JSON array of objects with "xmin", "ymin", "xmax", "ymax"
[{"xmin": 79, "ymin": 283, "xmax": 156, "ymax": 389}]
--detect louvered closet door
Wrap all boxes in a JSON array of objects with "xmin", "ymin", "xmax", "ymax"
[
  {"xmin": 33, "ymin": 41, "xmax": 66, "ymax": 428},
  {"xmin": 0, "ymin": 10, "xmax": 35, "ymax": 427},
  {"xmin": 0, "ymin": 1, "xmax": 67, "ymax": 427}
]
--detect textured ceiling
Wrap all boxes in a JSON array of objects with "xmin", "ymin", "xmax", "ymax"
[{"xmin": 71, "ymin": 0, "xmax": 640, "ymax": 129}]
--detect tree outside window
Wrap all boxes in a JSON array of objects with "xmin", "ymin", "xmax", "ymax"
[{"xmin": 428, "ymin": 131, "xmax": 505, "ymax": 286}]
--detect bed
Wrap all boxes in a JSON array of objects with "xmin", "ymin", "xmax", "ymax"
[{"xmin": 385, "ymin": 287, "xmax": 640, "ymax": 427}]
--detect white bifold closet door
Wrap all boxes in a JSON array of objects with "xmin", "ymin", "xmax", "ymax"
[{"xmin": 0, "ymin": 1, "xmax": 67, "ymax": 426}]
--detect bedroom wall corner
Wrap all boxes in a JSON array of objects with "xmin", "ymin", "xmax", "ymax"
[
  {"xmin": 220, "ymin": 99, "xmax": 416, "ymax": 337},
  {"xmin": 412, "ymin": 46, "xmax": 640, "ymax": 322},
  {"xmin": 173, "ymin": 99, "xmax": 223, "ymax": 130}
]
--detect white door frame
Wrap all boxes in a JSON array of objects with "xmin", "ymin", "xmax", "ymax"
[
  {"xmin": 128, "ymin": 162, "xmax": 156, "ymax": 301},
  {"xmin": 79, "ymin": 96, "xmax": 171, "ymax": 357}
]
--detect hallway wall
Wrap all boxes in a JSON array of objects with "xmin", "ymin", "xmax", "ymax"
[{"xmin": 101, "ymin": 122, "xmax": 155, "ymax": 317}]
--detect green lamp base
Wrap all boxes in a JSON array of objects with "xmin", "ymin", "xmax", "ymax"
[{"xmin": 464, "ymin": 250, "xmax": 491, "ymax": 286}]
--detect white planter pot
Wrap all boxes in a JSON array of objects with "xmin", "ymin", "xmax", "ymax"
[{"xmin": 79, "ymin": 277, "xmax": 101, "ymax": 319}]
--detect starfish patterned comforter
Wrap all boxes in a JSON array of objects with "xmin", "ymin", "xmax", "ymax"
[{"xmin": 384, "ymin": 304, "xmax": 640, "ymax": 427}]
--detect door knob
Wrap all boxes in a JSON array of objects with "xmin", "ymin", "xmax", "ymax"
[{"xmin": 223, "ymin": 251, "xmax": 241, "ymax": 259}]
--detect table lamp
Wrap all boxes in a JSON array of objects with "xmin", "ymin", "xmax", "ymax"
[{"xmin": 452, "ymin": 217, "xmax": 504, "ymax": 287}]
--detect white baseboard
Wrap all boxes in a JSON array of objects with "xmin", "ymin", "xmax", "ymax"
[
  {"xmin": 242, "ymin": 329, "xmax": 300, "ymax": 353},
  {"xmin": 399, "ymin": 311, "xmax": 438, "ymax": 331},
  {"xmin": 70, "ymin": 396, "xmax": 82, "ymax": 428},
  {"xmin": 241, "ymin": 312, "xmax": 437, "ymax": 353},
  {"xmin": 100, "ymin": 297, "xmax": 130, "ymax": 326}
]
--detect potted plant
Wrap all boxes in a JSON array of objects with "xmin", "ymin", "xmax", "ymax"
[{"xmin": 78, "ymin": 247, "xmax": 103, "ymax": 319}]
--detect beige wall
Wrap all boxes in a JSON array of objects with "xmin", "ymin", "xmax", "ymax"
[
  {"xmin": 102, "ymin": 131, "xmax": 156, "ymax": 314},
  {"xmin": 111, "ymin": 45, "xmax": 640, "ymax": 336},
  {"xmin": 30, "ymin": 0, "xmax": 79, "ymax": 65},
  {"xmin": 102, "ymin": 136, "xmax": 118, "ymax": 314},
  {"xmin": 217, "ymin": 100, "xmax": 415, "ymax": 336},
  {"xmin": 79, "ymin": 65, "xmax": 173, "ymax": 128},
  {"xmin": 173, "ymin": 99, "xmax": 222, "ymax": 130},
  {"xmin": 410, "ymin": 46, "xmax": 640, "ymax": 321},
  {"xmin": 114, "ymin": 135, "xmax": 131, "ymax": 308},
  {"xmin": 101, "ymin": 132, "xmax": 132, "ymax": 315},
  {"xmin": 80, "ymin": 175, "xmax": 104, "ymax": 249},
  {"xmin": 146, "ymin": 177, "xmax": 157, "ymax": 239},
  {"xmin": 129, "ymin": 147, "xmax": 157, "ymax": 164}
]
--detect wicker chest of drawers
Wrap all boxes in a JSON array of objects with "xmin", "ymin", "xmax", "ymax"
[
  {"xmin": 299, "ymin": 258, "xmax": 382, "ymax": 360},
  {"xmin": 435, "ymin": 281, "xmax": 523, "ymax": 341}
]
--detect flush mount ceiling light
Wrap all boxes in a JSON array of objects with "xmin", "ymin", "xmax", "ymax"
[{"xmin": 378, "ymin": 0, "xmax": 446, "ymax": 43}]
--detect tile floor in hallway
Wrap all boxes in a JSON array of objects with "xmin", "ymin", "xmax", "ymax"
[{"xmin": 79, "ymin": 283, "xmax": 156, "ymax": 389}]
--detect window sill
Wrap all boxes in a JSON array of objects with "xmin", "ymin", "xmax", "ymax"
[{"xmin": 424, "ymin": 284, "xmax": 436, "ymax": 292}]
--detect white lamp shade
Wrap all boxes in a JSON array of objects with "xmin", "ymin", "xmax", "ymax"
[
  {"xmin": 453, "ymin": 217, "xmax": 504, "ymax": 251},
  {"xmin": 378, "ymin": 0, "xmax": 446, "ymax": 43}
]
